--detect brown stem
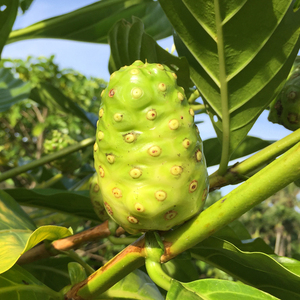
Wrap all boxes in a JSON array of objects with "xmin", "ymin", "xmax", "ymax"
[{"xmin": 17, "ymin": 221, "xmax": 125, "ymax": 265}]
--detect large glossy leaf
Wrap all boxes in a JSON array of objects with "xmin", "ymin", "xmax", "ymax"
[
  {"xmin": 7, "ymin": 0, "xmax": 172, "ymax": 45},
  {"xmin": 4, "ymin": 188, "xmax": 99, "ymax": 221},
  {"xmin": 99, "ymin": 269, "xmax": 164, "ymax": 300},
  {"xmin": 204, "ymin": 136, "xmax": 274, "ymax": 167},
  {"xmin": 30, "ymin": 82, "xmax": 97, "ymax": 127},
  {"xmin": 0, "ymin": 264, "xmax": 63, "ymax": 300},
  {"xmin": 0, "ymin": 67, "xmax": 31, "ymax": 112},
  {"xmin": 190, "ymin": 236, "xmax": 300, "ymax": 299},
  {"xmin": 0, "ymin": 190, "xmax": 72, "ymax": 274},
  {"xmin": 0, "ymin": 0, "xmax": 18, "ymax": 59},
  {"xmin": 167, "ymin": 279, "xmax": 278, "ymax": 300},
  {"xmin": 159, "ymin": 0, "xmax": 300, "ymax": 173},
  {"xmin": 108, "ymin": 17, "xmax": 192, "ymax": 93}
]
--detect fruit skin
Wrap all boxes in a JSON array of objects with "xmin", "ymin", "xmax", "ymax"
[
  {"xmin": 43, "ymin": 130, "xmax": 82, "ymax": 173},
  {"xmin": 268, "ymin": 56, "xmax": 300, "ymax": 131},
  {"xmin": 94, "ymin": 60, "xmax": 209, "ymax": 234},
  {"xmin": 89, "ymin": 173, "xmax": 109, "ymax": 221}
]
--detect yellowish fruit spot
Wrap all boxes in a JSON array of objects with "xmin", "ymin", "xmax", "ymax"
[
  {"xmin": 104, "ymin": 202, "xmax": 113, "ymax": 215},
  {"xmin": 169, "ymin": 119, "xmax": 179, "ymax": 130},
  {"xmin": 130, "ymin": 168, "xmax": 142, "ymax": 179},
  {"xmin": 189, "ymin": 180, "xmax": 198, "ymax": 193},
  {"xmin": 109, "ymin": 89, "xmax": 115, "ymax": 97},
  {"xmin": 100, "ymin": 90, "xmax": 105, "ymax": 97},
  {"xmin": 112, "ymin": 188, "xmax": 122, "ymax": 198},
  {"xmin": 178, "ymin": 92, "xmax": 184, "ymax": 101},
  {"xmin": 148, "ymin": 146, "xmax": 162, "ymax": 157},
  {"xmin": 99, "ymin": 108, "xmax": 104, "ymax": 118},
  {"xmin": 146, "ymin": 109, "xmax": 157, "ymax": 120},
  {"xmin": 131, "ymin": 87, "xmax": 143, "ymax": 99},
  {"xmin": 171, "ymin": 165, "xmax": 183, "ymax": 175},
  {"xmin": 128, "ymin": 216, "xmax": 139, "ymax": 224},
  {"xmin": 93, "ymin": 143, "xmax": 98, "ymax": 152},
  {"xmin": 158, "ymin": 83, "xmax": 167, "ymax": 92},
  {"xmin": 182, "ymin": 138, "xmax": 191, "ymax": 148},
  {"xmin": 107, "ymin": 154, "xmax": 115, "ymax": 164},
  {"xmin": 156, "ymin": 64, "xmax": 164, "ymax": 70},
  {"xmin": 131, "ymin": 68, "xmax": 139, "ymax": 75},
  {"xmin": 124, "ymin": 133, "xmax": 136, "ymax": 143},
  {"xmin": 155, "ymin": 190, "xmax": 167, "ymax": 201},
  {"xmin": 172, "ymin": 73, "xmax": 177, "ymax": 79},
  {"xmin": 99, "ymin": 166, "xmax": 105, "ymax": 177},
  {"xmin": 164, "ymin": 210, "xmax": 177, "ymax": 220},
  {"xmin": 189, "ymin": 108, "xmax": 195, "ymax": 117},
  {"xmin": 135, "ymin": 203, "xmax": 145, "ymax": 212},
  {"xmin": 98, "ymin": 131, "xmax": 104, "ymax": 141},
  {"xmin": 196, "ymin": 149, "xmax": 202, "ymax": 162},
  {"xmin": 110, "ymin": 72, "xmax": 116, "ymax": 80},
  {"xmin": 114, "ymin": 113, "xmax": 123, "ymax": 122}
]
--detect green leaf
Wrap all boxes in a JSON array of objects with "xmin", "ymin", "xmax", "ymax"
[
  {"xmin": 4, "ymin": 188, "xmax": 99, "ymax": 221},
  {"xmin": 0, "ymin": 188, "xmax": 72, "ymax": 274},
  {"xmin": 99, "ymin": 269, "xmax": 164, "ymax": 300},
  {"xmin": 0, "ymin": 264, "xmax": 63, "ymax": 300},
  {"xmin": 23, "ymin": 257, "xmax": 73, "ymax": 292},
  {"xmin": 1, "ymin": 224, "xmax": 72, "ymax": 274},
  {"xmin": 167, "ymin": 279, "xmax": 279, "ymax": 300},
  {"xmin": 190, "ymin": 237, "xmax": 300, "ymax": 299},
  {"xmin": 159, "ymin": 0, "xmax": 300, "ymax": 173},
  {"xmin": 30, "ymin": 82, "xmax": 97, "ymax": 127},
  {"xmin": 162, "ymin": 252, "xmax": 200, "ymax": 283},
  {"xmin": 108, "ymin": 17, "xmax": 192, "ymax": 93},
  {"xmin": 204, "ymin": 136, "xmax": 274, "ymax": 167},
  {"xmin": 7, "ymin": 0, "xmax": 172, "ymax": 44},
  {"xmin": 19, "ymin": 0, "xmax": 34, "ymax": 14},
  {"xmin": 68, "ymin": 262, "xmax": 87, "ymax": 286},
  {"xmin": 0, "ymin": 68, "xmax": 31, "ymax": 112},
  {"xmin": 0, "ymin": 189, "xmax": 36, "ymax": 231},
  {"xmin": 0, "ymin": 0, "xmax": 18, "ymax": 59}
]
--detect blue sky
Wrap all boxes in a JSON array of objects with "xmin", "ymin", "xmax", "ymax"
[{"xmin": 2, "ymin": 0, "xmax": 293, "ymax": 194}]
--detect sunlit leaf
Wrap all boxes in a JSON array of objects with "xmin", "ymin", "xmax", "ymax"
[
  {"xmin": 167, "ymin": 279, "xmax": 279, "ymax": 300},
  {"xmin": 191, "ymin": 236, "xmax": 300, "ymax": 299},
  {"xmin": 7, "ymin": 0, "xmax": 172, "ymax": 44},
  {"xmin": 0, "ymin": 189, "xmax": 72, "ymax": 274},
  {"xmin": 159, "ymin": 0, "xmax": 300, "ymax": 172},
  {"xmin": 0, "ymin": 68, "xmax": 31, "ymax": 112},
  {"xmin": 100, "ymin": 269, "xmax": 164, "ymax": 300}
]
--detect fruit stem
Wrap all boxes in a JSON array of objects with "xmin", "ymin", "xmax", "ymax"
[
  {"xmin": 0, "ymin": 137, "xmax": 95, "ymax": 183},
  {"xmin": 145, "ymin": 232, "xmax": 173, "ymax": 291}
]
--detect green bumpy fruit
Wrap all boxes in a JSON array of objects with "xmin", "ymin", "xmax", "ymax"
[
  {"xmin": 43, "ymin": 130, "xmax": 82, "ymax": 173},
  {"xmin": 268, "ymin": 56, "xmax": 300, "ymax": 131},
  {"xmin": 89, "ymin": 173, "xmax": 109, "ymax": 221},
  {"xmin": 93, "ymin": 61, "xmax": 209, "ymax": 234}
]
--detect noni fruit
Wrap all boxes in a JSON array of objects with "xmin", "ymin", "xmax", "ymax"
[
  {"xmin": 93, "ymin": 61, "xmax": 209, "ymax": 234},
  {"xmin": 268, "ymin": 56, "xmax": 300, "ymax": 131},
  {"xmin": 89, "ymin": 172, "xmax": 109, "ymax": 221},
  {"xmin": 43, "ymin": 130, "xmax": 82, "ymax": 173}
]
